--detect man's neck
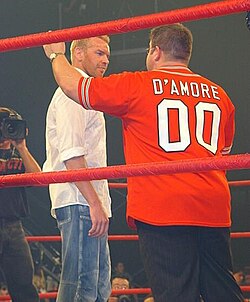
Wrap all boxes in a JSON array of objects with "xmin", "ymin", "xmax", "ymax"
[{"xmin": 158, "ymin": 60, "xmax": 188, "ymax": 68}]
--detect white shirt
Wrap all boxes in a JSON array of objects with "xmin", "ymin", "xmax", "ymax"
[{"xmin": 43, "ymin": 70, "xmax": 111, "ymax": 218}]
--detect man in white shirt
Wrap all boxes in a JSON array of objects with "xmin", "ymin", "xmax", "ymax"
[{"xmin": 43, "ymin": 36, "xmax": 112, "ymax": 302}]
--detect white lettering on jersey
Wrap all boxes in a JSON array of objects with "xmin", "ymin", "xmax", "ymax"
[
  {"xmin": 211, "ymin": 86, "xmax": 220, "ymax": 100},
  {"xmin": 168, "ymin": 80, "xmax": 220, "ymax": 100},
  {"xmin": 200, "ymin": 83, "xmax": 211, "ymax": 98},
  {"xmin": 195, "ymin": 102, "xmax": 221, "ymax": 154},
  {"xmin": 158, "ymin": 99, "xmax": 221, "ymax": 154},
  {"xmin": 158, "ymin": 99, "xmax": 190, "ymax": 152},
  {"xmin": 170, "ymin": 81, "xmax": 180, "ymax": 96},
  {"xmin": 152, "ymin": 79, "xmax": 221, "ymax": 101},
  {"xmin": 180, "ymin": 81, "xmax": 190, "ymax": 96},
  {"xmin": 153, "ymin": 79, "xmax": 163, "ymax": 95},
  {"xmin": 190, "ymin": 82, "xmax": 200, "ymax": 97},
  {"xmin": 153, "ymin": 79, "xmax": 169, "ymax": 95}
]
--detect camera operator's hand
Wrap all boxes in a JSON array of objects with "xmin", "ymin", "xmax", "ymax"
[
  {"xmin": 11, "ymin": 138, "xmax": 27, "ymax": 152},
  {"xmin": 11, "ymin": 138, "xmax": 41, "ymax": 173}
]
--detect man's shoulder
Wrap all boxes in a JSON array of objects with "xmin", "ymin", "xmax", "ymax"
[
  {"xmin": 50, "ymin": 87, "xmax": 83, "ymax": 109},
  {"xmin": 75, "ymin": 67, "xmax": 89, "ymax": 78}
]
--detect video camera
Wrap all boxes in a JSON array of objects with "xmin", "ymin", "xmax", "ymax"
[
  {"xmin": 0, "ymin": 108, "xmax": 27, "ymax": 141},
  {"xmin": 118, "ymin": 295, "xmax": 131, "ymax": 302}
]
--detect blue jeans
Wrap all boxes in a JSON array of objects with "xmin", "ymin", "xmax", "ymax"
[
  {"xmin": 0, "ymin": 219, "xmax": 39, "ymax": 302},
  {"xmin": 55, "ymin": 205, "xmax": 111, "ymax": 302},
  {"xmin": 136, "ymin": 223, "xmax": 244, "ymax": 302}
]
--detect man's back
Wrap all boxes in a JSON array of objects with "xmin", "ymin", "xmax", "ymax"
[{"xmin": 79, "ymin": 65, "xmax": 234, "ymax": 228}]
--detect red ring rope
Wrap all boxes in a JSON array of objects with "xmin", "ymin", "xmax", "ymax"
[
  {"xmin": 0, "ymin": 0, "xmax": 249, "ymax": 52},
  {"xmin": 0, "ymin": 1, "xmax": 248, "ymax": 301},
  {"xmin": 24, "ymin": 232, "xmax": 250, "ymax": 243},
  {"xmin": 108, "ymin": 180, "xmax": 250, "ymax": 188},
  {"xmin": 1, "ymin": 288, "xmax": 250, "ymax": 301},
  {"xmin": 0, "ymin": 154, "xmax": 249, "ymax": 188}
]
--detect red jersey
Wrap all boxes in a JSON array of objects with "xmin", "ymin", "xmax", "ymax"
[{"xmin": 78, "ymin": 66, "xmax": 235, "ymax": 229}]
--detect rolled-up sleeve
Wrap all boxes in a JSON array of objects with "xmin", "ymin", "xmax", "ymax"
[{"xmin": 56, "ymin": 90, "xmax": 88, "ymax": 162}]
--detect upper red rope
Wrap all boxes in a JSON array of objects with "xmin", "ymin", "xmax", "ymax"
[
  {"xmin": 0, "ymin": 154, "xmax": 249, "ymax": 188},
  {"xmin": 0, "ymin": 0, "xmax": 249, "ymax": 52}
]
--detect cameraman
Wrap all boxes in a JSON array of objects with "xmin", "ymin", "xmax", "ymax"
[{"xmin": 0, "ymin": 107, "xmax": 40, "ymax": 302}]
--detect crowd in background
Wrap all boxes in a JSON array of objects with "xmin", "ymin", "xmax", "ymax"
[{"xmin": 0, "ymin": 257, "xmax": 250, "ymax": 301}]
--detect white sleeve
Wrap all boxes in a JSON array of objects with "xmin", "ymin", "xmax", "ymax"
[{"xmin": 55, "ymin": 89, "xmax": 88, "ymax": 162}]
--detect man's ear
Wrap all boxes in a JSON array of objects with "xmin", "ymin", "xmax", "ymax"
[
  {"xmin": 74, "ymin": 47, "xmax": 84, "ymax": 61},
  {"xmin": 153, "ymin": 46, "xmax": 161, "ymax": 62}
]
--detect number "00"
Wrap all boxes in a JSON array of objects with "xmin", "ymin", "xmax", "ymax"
[{"xmin": 157, "ymin": 99, "xmax": 221, "ymax": 154}]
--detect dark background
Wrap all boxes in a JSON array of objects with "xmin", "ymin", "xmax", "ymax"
[{"xmin": 0, "ymin": 0, "xmax": 249, "ymax": 290}]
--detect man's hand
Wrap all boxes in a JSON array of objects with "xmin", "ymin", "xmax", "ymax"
[
  {"xmin": 10, "ymin": 138, "xmax": 41, "ymax": 173},
  {"xmin": 43, "ymin": 42, "xmax": 66, "ymax": 59},
  {"xmin": 65, "ymin": 156, "xmax": 110, "ymax": 238},
  {"xmin": 10, "ymin": 138, "xmax": 27, "ymax": 151},
  {"xmin": 89, "ymin": 203, "xmax": 109, "ymax": 237},
  {"xmin": 42, "ymin": 41, "xmax": 81, "ymax": 102}
]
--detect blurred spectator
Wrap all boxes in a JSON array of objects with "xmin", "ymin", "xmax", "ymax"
[
  {"xmin": 244, "ymin": 266, "xmax": 250, "ymax": 285},
  {"xmin": 112, "ymin": 263, "xmax": 139, "ymax": 302},
  {"xmin": 233, "ymin": 268, "xmax": 250, "ymax": 301},
  {"xmin": 113, "ymin": 262, "xmax": 132, "ymax": 282},
  {"xmin": 109, "ymin": 274, "xmax": 137, "ymax": 302},
  {"xmin": 114, "ymin": 262, "xmax": 126, "ymax": 275},
  {"xmin": 33, "ymin": 265, "xmax": 47, "ymax": 293},
  {"xmin": 143, "ymin": 294, "xmax": 154, "ymax": 302},
  {"xmin": 241, "ymin": 267, "xmax": 250, "ymax": 300},
  {"xmin": 0, "ymin": 283, "xmax": 11, "ymax": 301},
  {"xmin": 234, "ymin": 270, "xmax": 245, "ymax": 286}
]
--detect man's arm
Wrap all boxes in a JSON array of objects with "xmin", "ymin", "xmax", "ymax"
[
  {"xmin": 49, "ymin": 90, "xmax": 109, "ymax": 237},
  {"xmin": 11, "ymin": 139, "xmax": 41, "ymax": 173},
  {"xmin": 43, "ymin": 42, "xmax": 82, "ymax": 103},
  {"xmin": 65, "ymin": 156, "xmax": 109, "ymax": 237}
]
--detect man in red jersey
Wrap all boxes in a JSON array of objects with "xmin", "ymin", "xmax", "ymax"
[{"xmin": 43, "ymin": 24, "xmax": 244, "ymax": 301}]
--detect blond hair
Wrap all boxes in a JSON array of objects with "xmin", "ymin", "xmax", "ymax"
[{"xmin": 70, "ymin": 36, "xmax": 110, "ymax": 61}]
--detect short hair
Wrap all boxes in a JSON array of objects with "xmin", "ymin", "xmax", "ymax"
[
  {"xmin": 0, "ymin": 107, "xmax": 22, "ymax": 120},
  {"xmin": 70, "ymin": 35, "xmax": 110, "ymax": 60},
  {"xmin": 0, "ymin": 107, "xmax": 14, "ymax": 114},
  {"xmin": 111, "ymin": 273, "xmax": 130, "ymax": 284},
  {"xmin": 150, "ymin": 24, "xmax": 193, "ymax": 63}
]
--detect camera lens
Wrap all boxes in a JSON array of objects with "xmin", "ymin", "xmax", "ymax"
[
  {"xmin": 118, "ymin": 295, "xmax": 131, "ymax": 302},
  {"xmin": 6, "ymin": 122, "xmax": 16, "ymax": 134},
  {"xmin": 5, "ymin": 121, "xmax": 20, "ymax": 138},
  {"xmin": 1, "ymin": 119, "xmax": 26, "ymax": 140}
]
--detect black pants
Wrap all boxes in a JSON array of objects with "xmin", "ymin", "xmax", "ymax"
[
  {"xmin": 0, "ymin": 219, "xmax": 39, "ymax": 302},
  {"xmin": 136, "ymin": 223, "xmax": 244, "ymax": 302}
]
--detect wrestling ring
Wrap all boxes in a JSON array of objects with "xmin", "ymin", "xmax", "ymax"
[{"xmin": 0, "ymin": 0, "xmax": 250, "ymax": 300}]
